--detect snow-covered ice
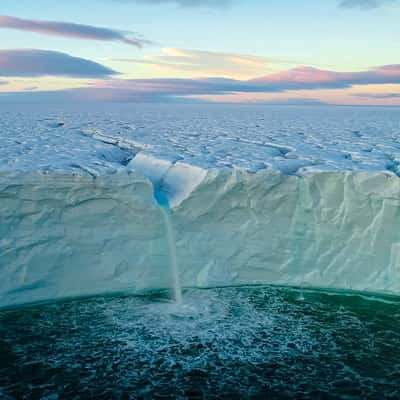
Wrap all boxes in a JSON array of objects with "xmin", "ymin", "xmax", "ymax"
[
  {"xmin": 1, "ymin": 104, "xmax": 400, "ymax": 307},
  {"xmin": 1, "ymin": 104, "xmax": 400, "ymax": 175}
]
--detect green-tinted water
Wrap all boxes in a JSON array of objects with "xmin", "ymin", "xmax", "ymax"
[{"xmin": 1, "ymin": 286, "xmax": 399, "ymax": 399}]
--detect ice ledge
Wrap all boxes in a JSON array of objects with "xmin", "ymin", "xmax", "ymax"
[{"xmin": 1, "ymin": 169, "xmax": 400, "ymax": 309}]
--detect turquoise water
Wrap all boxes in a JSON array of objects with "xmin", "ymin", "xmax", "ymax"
[{"xmin": 1, "ymin": 286, "xmax": 400, "ymax": 399}]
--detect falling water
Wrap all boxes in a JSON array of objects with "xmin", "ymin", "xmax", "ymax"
[{"xmin": 160, "ymin": 207, "xmax": 183, "ymax": 304}]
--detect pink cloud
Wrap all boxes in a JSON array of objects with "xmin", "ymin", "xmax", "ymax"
[
  {"xmin": 250, "ymin": 65, "xmax": 400, "ymax": 89},
  {"xmin": 2, "ymin": 64, "xmax": 400, "ymax": 104},
  {"xmin": 0, "ymin": 15, "xmax": 150, "ymax": 47},
  {"xmin": 253, "ymin": 67, "xmax": 342, "ymax": 84},
  {"xmin": 91, "ymin": 65, "xmax": 400, "ymax": 97},
  {"xmin": 0, "ymin": 49, "xmax": 116, "ymax": 78}
]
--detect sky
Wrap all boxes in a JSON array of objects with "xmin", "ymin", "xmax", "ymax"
[{"xmin": 0, "ymin": 0, "xmax": 399, "ymax": 105}]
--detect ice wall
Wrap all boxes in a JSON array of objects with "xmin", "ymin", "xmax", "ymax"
[
  {"xmin": 0, "ymin": 172, "xmax": 168, "ymax": 307},
  {"xmin": 1, "ymin": 168, "xmax": 400, "ymax": 308},
  {"xmin": 175, "ymin": 169, "xmax": 400, "ymax": 294}
]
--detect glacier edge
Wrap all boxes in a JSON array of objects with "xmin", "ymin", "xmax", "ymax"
[{"xmin": 1, "ymin": 169, "xmax": 400, "ymax": 308}]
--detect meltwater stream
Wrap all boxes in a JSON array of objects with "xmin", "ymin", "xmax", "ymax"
[
  {"xmin": 160, "ymin": 207, "xmax": 183, "ymax": 305},
  {"xmin": 154, "ymin": 187, "xmax": 183, "ymax": 304}
]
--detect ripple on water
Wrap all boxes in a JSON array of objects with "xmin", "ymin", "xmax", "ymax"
[{"xmin": 0, "ymin": 286, "xmax": 400, "ymax": 399}]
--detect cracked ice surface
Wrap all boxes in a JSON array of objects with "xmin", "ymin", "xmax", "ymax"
[{"xmin": 0, "ymin": 104, "xmax": 400, "ymax": 175}]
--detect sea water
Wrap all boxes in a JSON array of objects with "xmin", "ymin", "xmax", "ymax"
[{"xmin": 1, "ymin": 286, "xmax": 399, "ymax": 399}]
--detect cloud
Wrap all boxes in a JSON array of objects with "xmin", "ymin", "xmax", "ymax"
[
  {"xmin": 110, "ymin": 48, "xmax": 279, "ymax": 78},
  {"xmin": 24, "ymin": 86, "xmax": 39, "ymax": 91},
  {"xmin": 0, "ymin": 49, "xmax": 116, "ymax": 78},
  {"xmin": 338, "ymin": 0, "xmax": 396, "ymax": 9},
  {"xmin": 0, "ymin": 15, "xmax": 150, "ymax": 47},
  {"xmin": 0, "ymin": 81, "xmax": 8, "ymax": 85},
  {"xmin": 250, "ymin": 65, "xmax": 400, "ymax": 89},
  {"xmin": 113, "ymin": 0, "xmax": 233, "ymax": 8},
  {"xmin": 2, "ymin": 64, "xmax": 400, "ymax": 102},
  {"xmin": 353, "ymin": 92, "xmax": 400, "ymax": 98},
  {"xmin": 63, "ymin": 64, "xmax": 400, "ymax": 100},
  {"xmin": 247, "ymin": 98, "xmax": 328, "ymax": 106}
]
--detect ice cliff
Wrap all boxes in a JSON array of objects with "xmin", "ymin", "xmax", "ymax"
[
  {"xmin": 1, "ymin": 167, "xmax": 400, "ymax": 308},
  {"xmin": 1, "ymin": 105, "xmax": 400, "ymax": 308}
]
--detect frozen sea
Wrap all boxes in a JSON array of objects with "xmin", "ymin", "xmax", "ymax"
[{"xmin": 1, "ymin": 103, "xmax": 400, "ymax": 175}]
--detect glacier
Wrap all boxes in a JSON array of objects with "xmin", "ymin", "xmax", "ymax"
[{"xmin": 1, "ymin": 104, "xmax": 400, "ymax": 308}]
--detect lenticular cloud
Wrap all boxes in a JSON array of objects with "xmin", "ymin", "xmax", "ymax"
[
  {"xmin": 0, "ymin": 15, "xmax": 150, "ymax": 47},
  {"xmin": 0, "ymin": 49, "xmax": 116, "ymax": 78}
]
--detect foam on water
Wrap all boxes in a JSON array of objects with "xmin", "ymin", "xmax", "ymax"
[{"xmin": 1, "ymin": 286, "xmax": 399, "ymax": 398}]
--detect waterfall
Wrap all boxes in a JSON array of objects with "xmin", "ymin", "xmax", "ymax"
[
  {"xmin": 155, "ymin": 188, "xmax": 183, "ymax": 304},
  {"xmin": 160, "ymin": 207, "xmax": 183, "ymax": 304}
]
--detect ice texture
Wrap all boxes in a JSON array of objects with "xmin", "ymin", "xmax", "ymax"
[
  {"xmin": 1, "ymin": 104, "xmax": 400, "ymax": 307},
  {"xmin": 1, "ymin": 104, "xmax": 400, "ymax": 175}
]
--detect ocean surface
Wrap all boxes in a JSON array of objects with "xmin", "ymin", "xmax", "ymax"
[{"xmin": 1, "ymin": 286, "xmax": 400, "ymax": 399}]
